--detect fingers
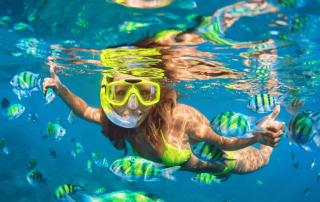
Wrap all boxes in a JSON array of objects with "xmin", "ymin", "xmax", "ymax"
[
  {"xmin": 267, "ymin": 121, "xmax": 284, "ymax": 132},
  {"xmin": 49, "ymin": 62, "xmax": 58, "ymax": 79},
  {"xmin": 42, "ymin": 78, "xmax": 56, "ymax": 95},
  {"xmin": 269, "ymin": 105, "xmax": 280, "ymax": 120}
]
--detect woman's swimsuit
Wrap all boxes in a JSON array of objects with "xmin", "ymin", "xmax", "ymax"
[{"xmin": 129, "ymin": 130, "xmax": 235, "ymax": 175}]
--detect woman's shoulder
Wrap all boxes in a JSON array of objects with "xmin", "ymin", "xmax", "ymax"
[{"xmin": 172, "ymin": 103, "xmax": 201, "ymax": 116}]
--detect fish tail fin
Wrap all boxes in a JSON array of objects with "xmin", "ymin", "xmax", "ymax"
[
  {"xmin": 79, "ymin": 184, "xmax": 88, "ymax": 191},
  {"xmin": 313, "ymin": 135, "xmax": 320, "ymax": 148},
  {"xmin": 300, "ymin": 144, "xmax": 312, "ymax": 152},
  {"xmin": 42, "ymin": 135, "xmax": 47, "ymax": 139},
  {"xmin": 278, "ymin": 93, "xmax": 288, "ymax": 106},
  {"xmin": 246, "ymin": 116, "xmax": 257, "ymax": 125},
  {"xmin": 42, "ymin": 179, "xmax": 47, "ymax": 185},
  {"xmin": 27, "ymin": 166, "xmax": 31, "ymax": 170},
  {"xmin": 37, "ymin": 78, "xmax": 41, "ymax": 91},
  {"xmin": 161, "ymin": 166, "xmax": 181, "ymax": 181},
  {"xmin": 221, "ymin": 154, "xmax": 236, "ymax": 168},
  {"xmin": 80, "ymin": 194, "xmax": 93, "ymax": 202},
  {"xmin": 62, "ymin": 189, "xmax": 76, "ymax": 202},
  {"xmin": 3, "ymin": 147, "xmax": 8, "ymax": 155},
  {"xmin": 216, "ymin": 179, "xmax": 222, "ymax": 184},
  {"xmin": 35, "ymin": 113, "xmax": 38, "ymax": 118}
]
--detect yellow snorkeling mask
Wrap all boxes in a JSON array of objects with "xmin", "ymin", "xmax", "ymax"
[{"xmin": 100, "ymin": 72, "xmax": 161, "ymax": 128}]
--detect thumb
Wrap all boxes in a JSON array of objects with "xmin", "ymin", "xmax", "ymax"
[
  {"xmin": 269, "ymin": 105, "xmax": 280, "ymax": 120},
  {"xmin": 49, "ymin": 61, "xmax": 58, "ymax": 80}
]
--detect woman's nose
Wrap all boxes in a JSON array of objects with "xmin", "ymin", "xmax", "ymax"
[{"xmin": 127, "ymin": 94, "xmax": 138, "ymax": 110}]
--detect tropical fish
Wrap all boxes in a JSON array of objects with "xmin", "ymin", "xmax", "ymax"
[
  {"xmin": 52, "ymin": 184, "xmax": 87, "ymax": 201},
  {"xmin": 318, "ymin": 176, "xmax": 320, "ymax": 182},
  {"xmin": 13, "ymin": 22, "xmax": 30, "ymax": 30},
  {"xmin": 286, "ymin": 97, "xmax": 305, "ymax": 114},
  {"xmin": 69, "ymin": 148, "xmax": 83, "ymax": 158},
  {"xmin": 311, "ymin": 158, "xmax": 316, "ymax": 169},
  {"xmin": 305, "ymin": 188, "xmax": 310, "ymax": 195},
  {"xmin": 86, "ymin": 159, "xmax": 93, "ymax": 173},
  {"xmin": 191, "ymin": 142, "xmax": 235, "ymax": 167},
  {"xmin": 110, "ymin": 156, "xmax": 180, "ymax": 183},
  {"xmin": 276, "ymin": 158, "xmax": 280, "ymax": 161},
  {"xmin": 94, "ymin": 157, "xmax": 109, "ymax": 167},
  {"xmin": 210, "ymin": 111, "xmax": 264, "ymax": 139},
  {"xmin": 42, "ymin": 122, "xmax": 66, "ymax": 141},
  {"xmin": 317, "ymin": 171, "xmax": 320, "ymax": 176},
  {"xmin": 26, "ymin": 170, "xmax": 47, "ymax": 187},
  {"xmin": 12, "ymin": 88, "xmax": 34, "ymax": 100},
  {"xmin": 68, "ymin": 110, "xmax": 74, "ymax": 124},
  {"xmin": 56, "ymin": 117, "xmax": 63, "ymax": 125},
  {"xmin": 257, "ymin": 180, "xmax": 263, "ymax": 185},
  {"xmin": 223, "ymin": 199, "xmax": 234, "ymax": 202},
  {"xmin": 292, "ymin": 162, "xmax": 299, "ymax": 170},
  {"xmin": 247, "ymin": 93, "xmax": 287, "ymax": 113},
  {"xmin": 45, "ymin": 88, "xmax": 56, "ymax": 105},
  {"xmin": 93, "ymin": 188, "xmax": 107, "ymax": 195},
  {"xmin": 76, "ymin": 143, "xmax": 83, "ymax": 150},
  {"xmin": 0, "ymin": 138, "xmax": 9, "ymax": 155},
  {"xmin": 191, "ymin": 173, "xmax": 222, "ymax": 185},
  {"xmin": 291, "ymin": 151, "xmax": 296, "ymax": 160},
  {"xmin": 283, "ymin": 112, "xmax": 320, "ymax": 151},
  {"xmin": 2, "ymin": 104, "xmax": 25, "ymax": 120},
  {"xmin": 90, "ymin": 152, "xmax": 104, "ymax": 162},
  {"xmin": 303, "ymin": 110, "xmax": 320, "ymax": 123},
  {"xmin": 27, "ymin": 159, "xmax": 37, "ymax": 170},
  {"xmin": 68, "ymin": 138, "xmax": 75, "ymax": 142},
  {"xmin": 49, "ymin": 148, "xmax": 57, "ymax": 159},
  {"xmin": 10, "ymin": 71, "xmax": 41, "ymax": 91},
  {"xmin": 28, "ymin": 112, "xmax": 38, "ymax": 123},
  {"xmin": 80, "ymin": 190, "xmax": 165, "ymax": 202},
  {"xmin": 1, "ymin": 98, "xmax": 9, "ymax": 109}
]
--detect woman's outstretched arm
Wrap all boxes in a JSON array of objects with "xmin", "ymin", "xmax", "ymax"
[
  {"xmin": 43, "ymin": 62, "xmax": 101, "ymax": 125},
  {"xmin": 182, "ymin": 104, "xmax": 283, "ymax": 151}
]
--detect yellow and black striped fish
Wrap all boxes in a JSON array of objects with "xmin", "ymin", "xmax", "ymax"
[
  {"xmin": 27, "ymin": 159, "xmax": 37, "ymax": 170},
  {"xmin": 52, "ymin": 184, "xmax": 87, "ymax": 201},
  {"xmin": 26, "ymin": 170, "xmax": 47, "ymax": 187}
]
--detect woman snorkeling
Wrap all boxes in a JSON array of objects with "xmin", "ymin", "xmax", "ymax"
[
  {"xmin": 43, "ymin": 60, "xmax": 283, "ymax": 179},
  {"xmin": 43, "ymin": 0, "xmax": 284, "ymax": 179}
]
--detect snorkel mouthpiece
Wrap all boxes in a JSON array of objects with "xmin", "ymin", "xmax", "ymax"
[
  {"xmin": 106, "ymin": 111, "xmax": 140, "ymax": 128},
  {"xmin": 127, "ymin": 94, "xmax": 138, "ymax": 110}
]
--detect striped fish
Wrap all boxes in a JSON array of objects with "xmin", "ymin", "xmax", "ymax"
[
  {"xmin": 76, "ymin": 143, "xmax": 83, "ymax": 150},
  {"xmin": 26, "ymin": 170, "xmax": 47, "ymax": 187},
  {"xmin": 283, "ymin": 111, "xmax": 320, "ymax": 151},
  {"xmin": 27, "ymin": 159, "xmax": 37, "ymax": 170},
  {"xmin": 110, "ymin": 156, "xmax": 180, "ymax": 183},
  {"xmin": 90, "ymin": 152, "xmax": 104, "ymax": 162},
  {"xmin": 286, "ymin": 97, "xmax": 305, "ymax": 114},
  {"xmin": 86, "ymin": 159, "xmax": 93, "ymax": 173},
  {"xmin": 191, "ymin": 173, "xmax": 222, "ymax": 185},
  {"xmin": 28, "ymin": 112, "xmax": 38, "ymax": 123},
  {"xmin": 210, "ymin": 111, "xmax": 262, "ymax": 139},
  {"xmin": 303, "ymin": 110, "xmax": 320, "ymax": 123},
  {"xmin": 2, "ymin": 104, "xmax": 25, "ymax": 120},
  {"xmin": 10, "ymin": 71, "xmax": 41, "ymax": 91},
  {"xmin": 49, "ymin": 148, "xmax": 57, "ymax": 159},
  {"xmin": 93, "ymin": 187, "xmax": 107, "ymax": 195},
  {"xmin": 42, "ymin": 122, "xmax": 66, "ymax": 141},
  {"xmin": 12, "ymin": 88, "xmax": 35, "ymax": 100},
  {"xmin": 95, "ymin": 157, "xmax": 109, "ymax": 167},
  {"xmin": 45, "ymin": 88, "xmax": 56, "ymax": 105},
  {"xmin": 52, "ymin": 184, "xmax": 87, "ymax": 201},
  {"xmin": 68, "ymin": 110, "xmax": 74, "ymax": 124},
  {"xmin": 247, "ymin": 93, "xmax": 287, "ymax": 113},
  {"xmin": 80, "ymin": 190, "xmax": 165, "ymax": 202},
  {"xmin": 191, "ymin": 142, "xmax": 235, "ymax": 167},
  {"xmin": 69, "ymin": 148, "xmax": 83, "ymax": 158},
  {"xmin": 0, "ymin": 138, "xmax": 9, "ymax": 155}
]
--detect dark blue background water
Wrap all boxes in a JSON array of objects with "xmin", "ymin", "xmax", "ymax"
[{"xmin": 1, "ymin": 0, "xmax": 320, "ymax": 201}]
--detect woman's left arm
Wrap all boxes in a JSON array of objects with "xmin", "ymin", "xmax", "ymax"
[{"xmin": 183, "ymin": 105, "xmax": 284, "ymax": 151}]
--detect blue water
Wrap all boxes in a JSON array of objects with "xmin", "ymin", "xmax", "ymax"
[{"xmin": 1, "ymin": 0, "xmax": 320, "ymax": 201}]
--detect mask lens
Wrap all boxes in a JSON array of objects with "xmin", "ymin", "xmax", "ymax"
[
  {"xmin": 109, "ymin": 84, "xmax": 131, "ymax": 102},
  {"xmin": 136, "ymin": 84, "xmax": 156, "ymax": 102}
]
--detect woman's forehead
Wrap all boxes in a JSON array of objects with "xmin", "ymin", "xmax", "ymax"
[{"xmin": 113, "ymin": 73, "xmax": 151, "ymax": 81}]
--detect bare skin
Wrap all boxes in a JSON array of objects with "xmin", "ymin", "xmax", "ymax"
[{"xmin": 44, "ymin": 62, "xmax": 284, "ymax": 177}]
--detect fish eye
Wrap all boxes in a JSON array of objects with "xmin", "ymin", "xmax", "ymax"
[
  {"xmin": 248, "ymin": 103, "xmax": 251, "ymax": 106},
  {"xmin": 28, "ymin": 175, "xmax": 32, "ymax": 178},
  {"xmin": 193, "ymin": 146, "xmax": 196, "ymax": 149}
]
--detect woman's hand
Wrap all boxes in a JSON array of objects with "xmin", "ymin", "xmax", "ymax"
[
  {"xmin": 252, "ymin": 105, "xmax": 284, "ymax": 148},
  {"xmin": 43, "ymin": 62, "xmax": 63, "ymax": 96}
]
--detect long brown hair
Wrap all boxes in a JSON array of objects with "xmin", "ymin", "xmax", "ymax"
[{"xmin": 100, "ymin": 83, "xmax": 179, "ymax": 152}]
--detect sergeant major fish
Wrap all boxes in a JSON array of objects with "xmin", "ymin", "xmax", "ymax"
[
  {"xmin": 52, "ymin": 184, "xmax": 87, "ymax": 201},
  {"xmin": 68, "ymin": 110, "xmax": 74, "ymax": 124},
  {"xmin": 311, "ymin": 158, "xmax": 316, "ymax": 169},
  {"xmin": 286, "ymin": 97, "xmax": 305, "ymax": 114},
  {"xmin": 45, "ymin": 88, "xmax": 56, "ymax": 105},
  {"xmin": 210, "ymin": 111, "xmax": 265, "ymax": 139},
  {"xmin": 0, "ymin": 138, "xmax": 9, "ymax": 155},
  {"xmin": 10, "ymin": 71, "xmax": 41, "ymax": 91},
  {"xmin": 93, "ymin": 187, "xmax": 107, "ymax": 195},
  {"xmin": 110, "ymin": 156, "xmax": 180, "ymax": 183},
  {"xmin": 86, "ymin": 159, "xmax": 93, "ymax": 173},
  {"xmin": 69, "ymin": 148, "xmax": 83, "ymax": 158},
  {"xmin": 12, "ymin": 88, "xmax": 34, "ymax": 100},
  {"xmin": 26, "ymin": 170, "xmax": 47, "ymax": 187},
  {"xmin": 42, "ymin": 122, "xmax": 66, "ymax": 141},
  {"xmin": 28, "ymin": 112, "xmax": 39, "ymax": 123},
  {"xmin": 2, "ymin": 104, "xmax": 25, "ymax": 120},
  {"xmin": 191, "ymin": 142, "xmax": 235, "ymax": 167},
  {"xmin": 49, "ymin": 148, "xmax": 57, "ymax": 159},
  {"xmin": 1, "ymin": 98, "xmax": 9, "ymax": 109},
  {"xmin": 191, "ymin": 173, "xmax": 222, "ymax": 185},
  {"xmin": 283, "ymin": 112, "xmax": 320, "ymax": 151},
  {"xmin": 27, "ymin": 159, "xmax": 37, "ymax": 170},
  {"xmin": 247, "ymin": 93, "xmax": 287, "ymax": 113}
]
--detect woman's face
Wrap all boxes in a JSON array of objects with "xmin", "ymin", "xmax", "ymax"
[{"xmin": 112, "ymin": 74, "xmax": 154, "ymax": 128}]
